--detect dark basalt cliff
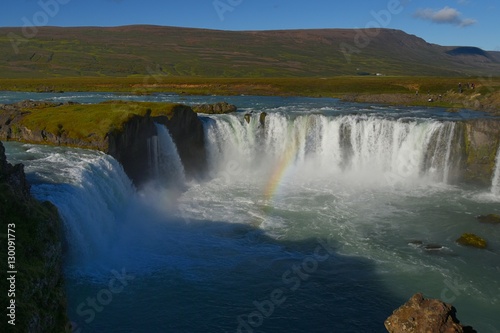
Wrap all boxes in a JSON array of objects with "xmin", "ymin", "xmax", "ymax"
[
  {"xmin": 0, "ymin": 141, "xmax": 67, "ymax": 332},
  {"xmin": 160, "ymin": 105, "xmax": 207, "ymax": 179},
  {"xmin": 107, "ymin": 105, "xmax": 207, "ymax": 185}
]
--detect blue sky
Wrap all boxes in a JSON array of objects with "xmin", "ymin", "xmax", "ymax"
[{"xmin": 2, "ymin": 0, "xmax": 499, "ymax": 51}]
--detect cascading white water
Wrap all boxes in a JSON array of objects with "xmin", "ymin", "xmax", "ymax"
[
  {"xmin": 23, "ymin": 124, "xmax": 187, "ymax": 271},
  {"xmin": 28, "ymin": 151, "xmax": 135, "ymax": 266},
  {"xmin": 204, "ymin": 113, "xmax": 457, "ymax": 186},
  {"xmin": 492, "ymin": 145, "xmax": 500, "ymax": 196},
  {"xmin": 148, "ymin": 123, "xmax": 186, "ymax": 187}
]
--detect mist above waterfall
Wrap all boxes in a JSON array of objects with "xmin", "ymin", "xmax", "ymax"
[{"xmin": 492, "ymin": 146, "xmax": 500, "ymax": 196}]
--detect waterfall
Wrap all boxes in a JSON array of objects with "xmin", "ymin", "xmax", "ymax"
[
  {"xmin": 29, "ymin": 152, "xmax": 135, "ymax": 266},
  {"xmin": 492, "ymin": 145, "xmax": 500, "ymax": 196},
  {"xmin": 148, "ymin": 123, "xmax": 186, "ymax": 187},
  {"xmin": 203, "ymin": 113, "xmax": 458, "ymax": 186}
]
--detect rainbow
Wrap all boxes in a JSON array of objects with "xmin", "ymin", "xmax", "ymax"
[{"xmin": 263, "ymin": 142, "xmax": 299, "ymax": 201}]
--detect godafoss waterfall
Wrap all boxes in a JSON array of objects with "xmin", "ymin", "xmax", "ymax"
[{"xmin": 3, "ymin": 93, "xmax": 500, "ymax": 332}]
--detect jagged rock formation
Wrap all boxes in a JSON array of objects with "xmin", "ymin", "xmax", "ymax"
[
  {"xmin": 0, "ymin": 141, "xmax": 67, "ymax": 332},
  {"xmin": 385, "ymin": 293, "xmax": 476, "ymax": 333}
]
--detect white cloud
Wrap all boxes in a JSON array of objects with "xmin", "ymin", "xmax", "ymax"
[{"xmin": 413, "ymin": 6, "xmax": 477, "ymax": 27}]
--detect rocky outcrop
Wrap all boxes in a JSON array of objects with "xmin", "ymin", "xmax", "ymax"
[
  {"xmin": 462, "ymin": 119, "xmax": 500, "ymax": 186},
  {"xmin": 191, "ymin": 101, "xmax": 237, "ymax": 114},
  {"xmin": 456, "ymin": 233, "xmax": 487, "ymax": 249},
  {"xmin": 477, "ymin": 214, "xmax": 500, "ymax": 224},
  {"xmin": 385, "ymin": 293, "xmax": 476, "ymax": 333},
  {"xmin": 0, "ymin": 141, "xmax": 67, "ymax": 332}
]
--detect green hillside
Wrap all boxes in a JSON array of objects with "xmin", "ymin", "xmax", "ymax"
[{"xmin": 1, "ymin": 25, "xmax": 500, "ymax": 78}]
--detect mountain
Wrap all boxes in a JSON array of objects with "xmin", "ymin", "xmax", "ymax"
[{"xmin": 1, "ymin": 25, "xmax": 500, "ymax": 78}]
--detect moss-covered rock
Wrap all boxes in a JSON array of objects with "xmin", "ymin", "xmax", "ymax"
[
  {"xmin": 456, "ymin": 233, "xmax": 487, "ymax": 249},
  {"xmin": 477, "ymin": 214, "xmax": 500, "ymax": 224}
]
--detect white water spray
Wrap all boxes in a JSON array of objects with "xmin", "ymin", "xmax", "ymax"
[
  {"xmin": 148, "ymin": 123, "xmax": 186, "ymax": 187},
  {"xmin": 30, "ymin": 152, "xmax": 135, "ymax": 266},
  {"xmin": 492, "ymin": 145, "xmax": 500, "ymax": 196},
  {"xmin": 204, "ymin": 113, "xmax": 458, "ymax": 186}
]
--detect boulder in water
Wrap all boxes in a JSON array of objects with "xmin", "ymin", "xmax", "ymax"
[
  {"xmin": 244, "ymin": 113, "xmax": 251, "ymax": 124},
  {"xmin": 456, "ymin": 233, "xmax": 487, "ymax": 249},
  {"xmin": 259, "ymin": 112, "xmax": 267, "ymax": 127},
  {"xmin": 476, "ymin": 214, "xmax": 500, "ymax": 224},
  {"xmin": 424, "ymin": 244, "xmax": 444, "ymax": 251},
  {"xmin": 385, "ymin": 293, "xmax": 476, "ymax": 333}
]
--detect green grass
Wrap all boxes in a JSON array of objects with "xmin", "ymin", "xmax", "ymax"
[
  {"xmin": 2, "ymin": 76, "xmax": 499, "ymax": 114},
  {"xmin": 2, "ymin": 75, "xmax": 499, "ymax": 96},
  {"xmin": 19, "ymin": 101, "xmax": 182, "ymax": 144},
  {"xmin": 1, "ymin": 26, "xmax": 500, "ymax": 79}
]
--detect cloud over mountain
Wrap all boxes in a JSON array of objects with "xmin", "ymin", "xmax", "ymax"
[{"xmin": 414, "ymin": 6, "xmax": 476, "ymax": 27}]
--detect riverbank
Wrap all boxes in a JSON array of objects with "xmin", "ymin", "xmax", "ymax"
[{"xmin": 1, "ymin": 76, "xmax": 499, "ymax": 115}]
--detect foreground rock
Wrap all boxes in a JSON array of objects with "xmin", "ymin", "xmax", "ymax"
[
  {"xmin": 477, "ymin": 214, "xmax": 500, "ymax": 224},
  {"xmin": 385, "ymin": 293, "xmax": 476, "ymax": 333},
  {"xmin": 456, "ymin": 233, "xmax": 487, "ymax": 249}
]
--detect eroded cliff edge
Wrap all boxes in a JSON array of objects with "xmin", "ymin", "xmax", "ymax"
[{"xmin": 0, "ymin": 141, "xmax": 67, "ymax": 332}]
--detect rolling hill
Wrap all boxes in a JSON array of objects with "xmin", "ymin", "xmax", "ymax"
[{"xmin": 0, "ymin": 25, "xmax": 499, "ymax": 78}]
